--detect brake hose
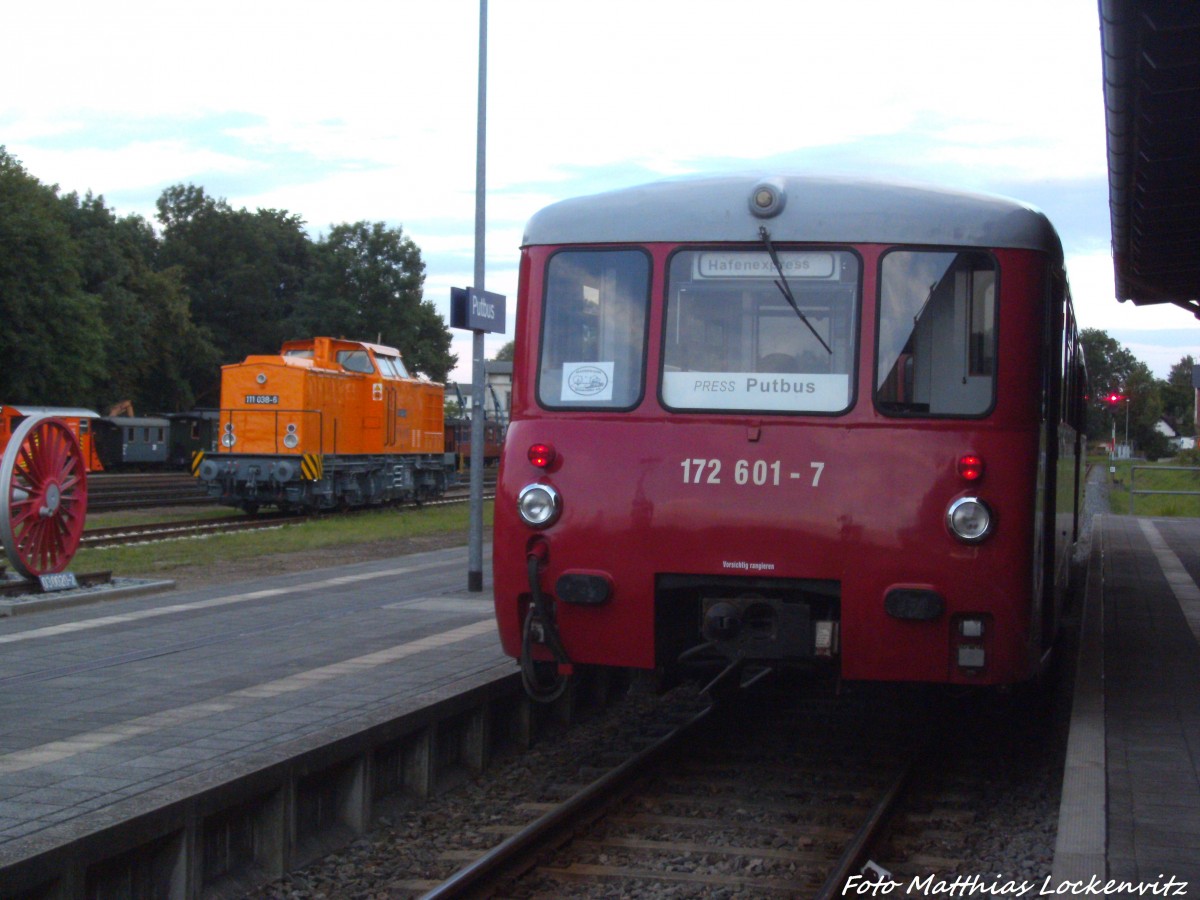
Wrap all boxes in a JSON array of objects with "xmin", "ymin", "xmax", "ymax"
[{"xmin": 520, "ymin": 553, "xmax": 573, "ymax": 702}]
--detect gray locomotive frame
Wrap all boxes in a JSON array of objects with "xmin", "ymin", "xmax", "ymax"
[{"xmin": 197, "ymin": 452, "xmax": 456, "ymax": 514}]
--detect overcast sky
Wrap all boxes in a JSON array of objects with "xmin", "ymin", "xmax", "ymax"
[{"xmin": 4, "ymin": 0, "xmax": 1196, "ymax": 382}]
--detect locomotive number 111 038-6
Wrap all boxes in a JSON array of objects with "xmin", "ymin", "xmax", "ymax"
[{"xmin": 679, "ymin": 458, "xmax": 825, "ymax": 487}]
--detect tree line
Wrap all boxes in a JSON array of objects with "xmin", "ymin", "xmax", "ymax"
[
  {"xmin": 1082, "ymin": 328, "xmax": 1195, "ymax": 460},
  {"xmin": 0, "ymin": 147, "xmax": 455, "ymax": 414},
  {"xmin": 3, "ymin": 146, "xmax": 1194, "ymax": 450}
]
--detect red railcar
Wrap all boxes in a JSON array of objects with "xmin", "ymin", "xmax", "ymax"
[
  {"xmin": 445, "ymin": 417, "xmax": 504, "ymax": 467},
  {"xmin": 493, "ymin": 175, "xmax": 1087, "ymax": 699}
]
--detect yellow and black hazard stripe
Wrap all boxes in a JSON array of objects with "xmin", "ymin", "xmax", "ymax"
[
  {"xmin": 300, "ymin": 452, "xmax": 324, "ymax": 481},
  {"xmin": 190, "ymin": 451, "xmax": 205, "ymax": 476}
]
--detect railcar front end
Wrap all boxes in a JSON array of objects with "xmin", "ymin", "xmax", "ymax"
[{"xmin": 493, "ymin": 176, "xmax": 1085, "ymax": 699}]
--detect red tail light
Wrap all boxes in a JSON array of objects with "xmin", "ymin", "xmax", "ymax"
[
  {"xmin": 528, "ymin": 443, "xmax": 556, "ymax": 468},
  {"xmin": 958, "ymin": 454, "xmax": 984, "ymax": 482}
]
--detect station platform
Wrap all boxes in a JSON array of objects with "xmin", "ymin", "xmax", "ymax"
[
  {"xmin": 1055, "ymin": 514, "xmax": 1200, "ymax": 888},
  {"xmin": 0, "ymin": 544, "xmax": 522, "ymax": 897}
]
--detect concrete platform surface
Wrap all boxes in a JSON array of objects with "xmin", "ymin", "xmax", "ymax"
[
  {"xmin": 0, "ymin": 543, "xmax": 510, "ymax": 868},
  {"xmin": 1055, "ymin": 515, "xmax": 1200, "ymax": 888}
]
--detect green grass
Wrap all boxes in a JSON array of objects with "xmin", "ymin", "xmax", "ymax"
[
  {"xmin": 84, "ymin": 507, "xmax": 236, "ymax": 530},
  {"xmin": 1099, "ymin": 458, "xmax": 1200, "ymax": 517},
  {"xmin": 74, "ymin": 501, "xmax": 492, "ymax": 579}
]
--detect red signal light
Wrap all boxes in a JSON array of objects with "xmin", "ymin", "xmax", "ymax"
[
  {"xmin": 1106, "ymin": 393, "xmax": 1124, "ymax": 404},
  {"xmin": 528, "ymin": 443, "xmax": 556, "ymax": 468},
  {"xmin": 958, "ymin": 454, "xmax": 984, "ymax": 482}
]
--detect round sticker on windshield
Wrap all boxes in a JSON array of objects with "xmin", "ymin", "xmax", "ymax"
[
  {"xmin": 569, "ymin": 366, "xmax": 608, "ymax": 395},
  {"xmin": 561, "ymin": 362, "xmax": 615, "ymax": 402}
]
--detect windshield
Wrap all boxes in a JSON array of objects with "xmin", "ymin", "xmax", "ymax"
[
  {"xmin": 661, "ymin": 249, "xmax": 859, "ymax": 413},
  {"xmin": 536, "ymin": 249, "xmax": 651, "ymax": 409},
  {"xmin": 377, "ymin": 354, "xmax": 409, "ymax": 378},
  {"xmin": 337, "ymin": 350, "xmax": 375, "ymax": 374},
  {"xmin": 876, "ymin": 250, "xmax": 996, "ymax": 416}
]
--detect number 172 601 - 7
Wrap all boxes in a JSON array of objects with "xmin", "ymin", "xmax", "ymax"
[{"xmin": 679, "ymin": 458, "xmax": 825, "ymax": 487}]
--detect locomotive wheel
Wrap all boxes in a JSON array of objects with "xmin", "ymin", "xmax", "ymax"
[{"xmin": 0, "ymin": 415, "xmax": 88, "ymax": 579}]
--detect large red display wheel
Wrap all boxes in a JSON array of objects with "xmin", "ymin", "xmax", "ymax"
[{"xmin": 0, "ymin": 415, "xmax": 88, "ymax": 580}]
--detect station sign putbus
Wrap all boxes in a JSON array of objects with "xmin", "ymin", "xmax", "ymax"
[{"xmin": 450, "ymin": 287, "xmax": 507, "ymax": 333}]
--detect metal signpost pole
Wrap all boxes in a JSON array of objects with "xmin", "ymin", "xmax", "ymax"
[
  {"xmin": 1124, "ymin": 397, "xmax": 1130, "ymax": 454},
  {"xmin": 468, "ymin": 0, "xmax": 488, "ymax": 592}
]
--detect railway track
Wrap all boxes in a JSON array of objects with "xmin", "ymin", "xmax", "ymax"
[
  {"xmin": 2, "ymin": 483, "xmax": 492, "ymax": 571},
  {"xmin": 81, "ymin": 515, "xmax": 293, "ymax": 548},
  {"xmin": 79, "ymin": 488, "xmax": 493, "ymax": 548},
  {"xmin": 393, "ymin": 679, "xmax": 938, "ymax": 898},
  {"xmin": 87, "ymin": 472, "xmax": 214, "ymax": 511},
  {"xmin": 244, "ymin": 654, "xmax": 1067, "ymax": 899}
]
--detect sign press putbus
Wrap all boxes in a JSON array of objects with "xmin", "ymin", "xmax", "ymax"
[{"xmin": 450, "ymin": 287, "xmax": 507, "ymax": 333}]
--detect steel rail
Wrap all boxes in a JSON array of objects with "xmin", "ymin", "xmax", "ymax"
[
  {"xmin": 74, "ymin": 492, "xmax": 494, "ymax": 548},
  {"xmin": 418, "ymin": 702, "xmax": 715, "ymax": 900},
  {"xmin": 81, "ymin": 516, "xmax": 293, "ymax": 547},
  {"xmin": 814, "ymin": 756, "xmax": 916, "ymax": 900}
]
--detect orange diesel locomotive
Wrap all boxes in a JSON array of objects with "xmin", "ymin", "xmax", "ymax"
[{"xmin": 194, "ymin": 337, "xmax": 454, "ymax": 513}]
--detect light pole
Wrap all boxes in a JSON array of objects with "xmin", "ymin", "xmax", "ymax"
[
  {"xmin": 467, "ymin": 0, "xmax": 487, "ymax": 593},
  {"xmin": 1124, "ymin": 396, "xmax": 1130, "ymax": 451}
]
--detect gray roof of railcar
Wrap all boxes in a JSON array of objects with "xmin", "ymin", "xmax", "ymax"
[
  {"xmin": 522, "ymin": 174, "xmax": 1063, "ymax": 262},
  {"xmin": 99, "ymin": 416, "xmax": 170, "ymax": 427},
  {"xmin": 165, "ymin": 409, "xmax": 219, "ymax": 421}
]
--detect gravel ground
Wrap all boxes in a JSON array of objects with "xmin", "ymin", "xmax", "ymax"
[{"xmin": 1078, "ymin": 462, "xmax": 1110, "ymax": 560}]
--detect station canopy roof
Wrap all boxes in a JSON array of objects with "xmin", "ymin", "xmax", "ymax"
[{"xmin": 1102, "ymin": 0, "xmax": 1200, "ymax": 318}]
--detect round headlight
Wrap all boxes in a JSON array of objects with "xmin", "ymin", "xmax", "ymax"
[
  {"xmin": 749, "ymin": 179, "xmax": 787, "ymax": 218},
  {"xmin": 947, "ymin": 497, "xmax": 992, "ymax": 543},
  {"xmin": 221, "ymin": 432, "xmax": 236, "ymax": 448},
  {"xmin": 518, "ymin": 483, "xmax": 561, "ymax": 528},
  {"xmin": 283, "ymin": 433, "xmax": 299, "ymax": 449}
]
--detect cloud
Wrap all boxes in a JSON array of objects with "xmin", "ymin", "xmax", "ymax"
[
  {"xmin": 11, "ymin": 139, "xmax": 260, "ymax": 206},
  {"xmin": 4, "ymin": 0, "xmax": 1195, "ymax": 385}
]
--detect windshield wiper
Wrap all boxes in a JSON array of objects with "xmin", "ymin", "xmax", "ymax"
[{"xmin": 758, "ymin": 225, "xmax": 832, "ymax": 354}]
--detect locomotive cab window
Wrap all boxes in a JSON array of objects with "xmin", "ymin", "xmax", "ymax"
[
  {"xmin": 876, "ymin": 250, "xmax": 997, "ymax": 416},
  {"xmin": 377, "ymin": 354, "xmax": 409, "ymax": 379},
  {"xmin": 337, "ymin": 349, "xmax": 375, "ymax": 374},
  {"xmin": 660, "ymin": 249, "xmax": 859, "ymax": 413},
  {"xmin": 537, "ymin": 249, "xmax": 651, "ymax": 409}
]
